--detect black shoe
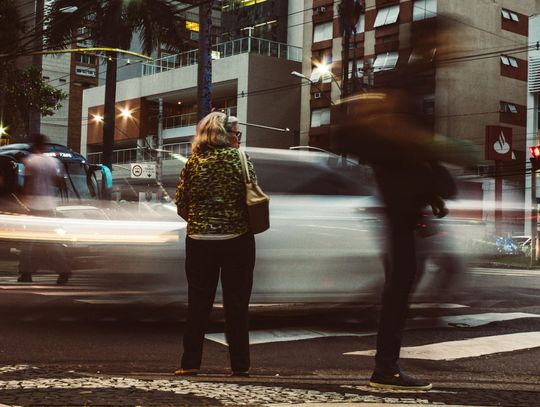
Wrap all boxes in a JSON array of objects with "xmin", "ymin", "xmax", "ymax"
[
  {"xmin": 369, "ymin": 371, "xmax": 432, "ymax": 391},
  {"xmin": 56, "ymin": 273, "xmax": 71, "ymax": 285},
  {"xmin": 231, "ymin": 371, "xmax": 250, "ymax": 377},
  {"xmin": 17, "ymin": 273, "xmax": 33, "ymax": 283}
]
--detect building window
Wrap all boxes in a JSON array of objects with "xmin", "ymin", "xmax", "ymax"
[
  {"xmin": 186, "ymin": 21, "xmax": 199, "ymax": 32},
  {"xmin": 313, "ymin": 22, "xmax": 333, "ymax": 43},
  {"xmin": 373, "ymin": 5, "xmax": 400, "ymax": 28},
  {"xmin": 500, "ymin": 101, "xmax": 517, "ymax": 113},
  {"xmin": 222, "ymin": 0, "xmax": 267, "ymax": 11},
  {"xmin": 500, "ymin": 55, "xmax": 518, "ymax": 68},
  {"xmin": 355, "ymin": 14, "xmax": 365, "ymax": 34},
  {"xmin": 75, "ymin": 66, "xmax": 96, "ymax": 78},
  {"xmin": 501, "ymin": 8, "xmax": 519, "ymax": 22},
  {"xmin": 75, "ymin": 54, "xmax": 97, "ymax": 65},
  {"xmin": 348, "ymin": 59, "xmax": 364, "ymax": 79},
  {"xmin": 59, "ymin": 78, "xmax": 67, "ymax": 83},
  {"xmin": 311, "ymin": 108, "xmax": 331, "ymax": 127},
  {"xmin": 413, "ymin": 0, "xmax": 437, "ymax": 21},
  {"xmin": 373, "ymin": 51, "xmax": 399, "ymax": 72},
  {"xmin": 311, "ymin": 66, "xmax": 332, "ymax": 83},
  {"xmin": 76, "ymin": 26, "xmax": 93, "ymax": 48}
]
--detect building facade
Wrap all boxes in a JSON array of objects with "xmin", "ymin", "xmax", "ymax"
[{"xmin": 298, "ymin": 0, "xmax": 540, "ymax": 233}]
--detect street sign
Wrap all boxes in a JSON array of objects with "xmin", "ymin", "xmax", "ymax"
[{"xmin": 130, "ymin": 163, "xmax": 156, "ymax": 179}]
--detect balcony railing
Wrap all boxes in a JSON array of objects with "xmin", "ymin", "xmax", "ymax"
[
  {"xmin": 164, "ymin": 112, "xmax": 198, "ymax": 129},
  {"xmin": 142, "ymin": 37, "xmax": 302, "ymax": 76},
  {"xmin": 87, "ymin": 142, "xmax": 192, "ymax": 166},
  {"xmin": 164, "ymin": 106, "xmax": 237, "ymax": 130}
]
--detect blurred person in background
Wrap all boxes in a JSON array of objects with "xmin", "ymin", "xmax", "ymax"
[
  {"xmin": 332, "ymin": 17, "xmax": 477, "ymax": 390},
  {"xmin": 17, "ymin": 133, "xmax": 71, "ymax": 285},
  {"xmin": 174, "ymin": 111, "xmax": 256, "ymax": 377}
]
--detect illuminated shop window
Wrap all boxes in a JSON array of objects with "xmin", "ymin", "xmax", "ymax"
[{"xmin": 186, "ymin": 21, "xmax": 199, "ymax": 32}]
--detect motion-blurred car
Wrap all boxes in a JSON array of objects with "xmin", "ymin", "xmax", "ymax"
[{"xmin": 0, "ymin": 147, "xmax": 488, "ymax": 304}]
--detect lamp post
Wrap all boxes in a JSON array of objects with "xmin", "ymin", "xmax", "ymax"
[{"xmin": 291, "ymin": 71, "xmax": 335, "ymax": 106}]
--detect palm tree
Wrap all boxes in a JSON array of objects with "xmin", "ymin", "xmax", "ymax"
[{"xmin": 44, "ymin": 0, "xmax": 181, "ymax": 172}]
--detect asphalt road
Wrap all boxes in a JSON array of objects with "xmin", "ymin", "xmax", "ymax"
[{"xmin": 0, "ymin": 266, "xmax": 539, "ymax": 405}]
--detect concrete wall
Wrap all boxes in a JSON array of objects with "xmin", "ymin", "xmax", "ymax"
[
  {"xmin": 41, "ymin": 54, "xmax": 71, "ymax": 145},
  {"xmin": 81, "ymin": 51, "xmax": 300, "ymax": 154},
  {"xmin": 245, "ymin": 53, "xmax": 301, "ymax": 148},
  {"xmin": 435, "ymin": 0, "xmax": 529, "ymax": 157}
]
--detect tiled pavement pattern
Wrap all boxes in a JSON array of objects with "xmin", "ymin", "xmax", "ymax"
[{"xmin": 1, "ymin": 365, "xmax": 539, "ymax": 406}]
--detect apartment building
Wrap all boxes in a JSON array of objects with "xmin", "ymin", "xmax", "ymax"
[
  {"xmin": 298, "ymin": 0, "xmax": 540, "ymax": 232},
  {"xmin": 81, "ymin": 0, "xmax": 303, "ymax": 163}
]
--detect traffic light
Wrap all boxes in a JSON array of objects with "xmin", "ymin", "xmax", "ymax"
[{"xmin": 530, "ymin": 146, "xmax": 540, "ymax": 171}]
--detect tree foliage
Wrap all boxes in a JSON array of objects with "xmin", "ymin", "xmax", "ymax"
[
  {"xmin": 0, "ymin": 0, "xmax": 66, "ymax": 140},
  {"xmin": 44, "ymin": 0, "xmax": 184, "ymax": 171},
  {"xmin": 1, "ymin": 65, "xmax": 67, "ymax": 139}
]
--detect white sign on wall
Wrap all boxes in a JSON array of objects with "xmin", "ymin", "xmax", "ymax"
[{"xmin": 130, "ymin": 163, "xmax": 156, "ymax": 179}]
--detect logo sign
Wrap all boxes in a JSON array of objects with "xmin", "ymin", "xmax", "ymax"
[
  {"xmin": 485, "ymin": 126, "xmax": 513, "ymax": 161},
  {"xmin": 130, "ymin": 163, "xmax": 156, "ymax": 179}
]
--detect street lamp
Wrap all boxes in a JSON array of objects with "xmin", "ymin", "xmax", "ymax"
[
  {"xmin": 291, "ymin": 71, "xmax": 335, "ymax": 106},
  {"xmin": 119, "ymin": 108, "xmax": 132, "ymax": 119}
]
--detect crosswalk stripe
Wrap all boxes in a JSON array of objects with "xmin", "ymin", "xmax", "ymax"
[
  {"xmin": 409, "ymin": 312, "xmax": 540, "ymax": 329},
  {"xmin": 206, "ymin": 328, "xmax": 377, "ymax": 346},
  {"xmin": 468, "ymin": 268, "xmax": 539, "ymax": 277},
  {"xmin": 207, "ymin": 313, "xmax": 540, "ymax": 346},
  {"xmin": 345, "ymin": 332, "xmax": 540, "ymax": 360}
]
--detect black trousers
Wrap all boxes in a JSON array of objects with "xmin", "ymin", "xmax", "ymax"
[
  {"xmin": 371, "ymin": 163, "xmax": 427, "ymax": 374},
  {"xmin": 181, "ymin": 233, "xmax": 255, "ymax": 372},
  {"xmin": 374, "ymin": 217, "xmax": 418, "ymax": 374},
  {"xmin": 18, "ymin": 210, "xmax": 71, "ymax": 276}
]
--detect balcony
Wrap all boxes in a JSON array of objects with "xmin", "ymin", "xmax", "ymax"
[
  {"xmin": 141, "ymin": 37, "xmax": 302, "ymax": 76},
  {"xmin": 87, "ymin": 141, "xmax": 192, "ymax": 166}
]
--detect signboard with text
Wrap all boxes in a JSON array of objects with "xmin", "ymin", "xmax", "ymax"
[
  {"xmin": 130, "ymin": 163, "xmax": 156, "ymax": 179},
  {"xmin": 485, "ymin": 125, "xmax": 513, "ymax": 161}
]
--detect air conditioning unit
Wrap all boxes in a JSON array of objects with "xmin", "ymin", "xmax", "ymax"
[
  {"xmin": 318, "ymin": 6, "xmax": 326, "ymax": 13},
  {"xmin": 313, "ymin": 92, "xmax": 322, "ymax": 99}
]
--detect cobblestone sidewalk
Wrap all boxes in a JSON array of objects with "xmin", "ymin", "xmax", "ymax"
[{"xmin": 0, "ymin": 365, "xmax": 538, "ymax": 406}]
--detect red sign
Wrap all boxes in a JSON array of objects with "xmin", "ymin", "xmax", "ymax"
[{"xmin": 485, "ymin": 126, "xmax": 513, "ymax": 161}]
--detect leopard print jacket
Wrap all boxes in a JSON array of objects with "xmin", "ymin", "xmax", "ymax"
[{"xmin": 175, "ymin": 147, "xmax": 257, "ymax": 235}]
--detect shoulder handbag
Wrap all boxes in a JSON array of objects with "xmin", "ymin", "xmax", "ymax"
[{"xmin": 238, "ymin": 149, "xmax": 270, "ymax": 234}]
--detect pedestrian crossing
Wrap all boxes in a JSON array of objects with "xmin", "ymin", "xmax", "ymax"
[
  {"xmin": 468, "ymin": 267, "xmax": 540, "ymax": 277},
  {"xmin": 345, "ymin": 332, "xmax": 540, "ymax": 360},
  {"xmin": 204, "ymin": 305, "xmax": 540, "ymax": 366}
]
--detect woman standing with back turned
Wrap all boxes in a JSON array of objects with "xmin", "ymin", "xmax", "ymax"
[{"xmin": 175, "ymin": 111, "xmax": 257, "ymax": 377}]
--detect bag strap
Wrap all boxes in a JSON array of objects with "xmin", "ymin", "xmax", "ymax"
[{"xmin": 238, "ymin": 149, "xmax": 252, "ymax": 184}]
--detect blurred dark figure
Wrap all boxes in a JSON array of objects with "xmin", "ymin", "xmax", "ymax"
[
  {"xmin": 17, "ymin": 133, "xmax": 71, "ymax": 285},
  {"xmin": 332, "ymin": 18, "xmax": 476, "ymax": 390}
]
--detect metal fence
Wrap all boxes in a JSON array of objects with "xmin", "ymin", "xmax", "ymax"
[
  {"xmin": 86, "ymin": 142, "xmax": 192, "ymax": 165},
  {"xmin": 142, "ymin": 37, "xmax": 302, "ymax": 76}
]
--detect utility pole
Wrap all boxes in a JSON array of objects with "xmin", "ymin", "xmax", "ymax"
[
  {"xmin": 29, "ymin": 0, "xmax": 44, "ymax": 135},
  {"xmin": 529, "ymin": 146, "xmax": 540, "ymax": 265},
  {"xmin": 156, "ymin": 97, "xmax": 163, "ymax": 197},
  {"xmin": 197, "ymin": 0, "xmax": 213, "ymax": 121},
  {"xmin": 531, "ymin": 166, "xmax": 537, "ymax": 266},
  {"xmin": 338, "ymin": 0, "xmax": 364, "ymax": 98}
]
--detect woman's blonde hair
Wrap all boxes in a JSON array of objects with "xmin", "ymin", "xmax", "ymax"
[{"xmin": 192, "ymin": 111, "xmax": 239, "ymax": 154}]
